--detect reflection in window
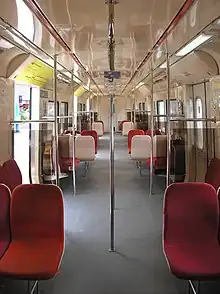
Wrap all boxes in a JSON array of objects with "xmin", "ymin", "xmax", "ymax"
[
  {"xmin": 16, "ymin": 0, "xmax": 35, "ymax": 41},
  {"xmin": 195, "ymin": 98, "xmax": 203, "ymax": 149}
]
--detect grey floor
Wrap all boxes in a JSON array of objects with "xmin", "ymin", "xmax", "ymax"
[{"xmin": 2, "ymin": 133, "xmax": 220, "ymax": 293}]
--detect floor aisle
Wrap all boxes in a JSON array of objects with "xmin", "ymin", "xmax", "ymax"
[{"xmin": 51, "ymin": 133, "xmax": 179, "ymax": 294}]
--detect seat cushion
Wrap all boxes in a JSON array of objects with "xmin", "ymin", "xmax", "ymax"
[
  {"xmin": 0, "ymin": 239, "xmax": 64, "ymax": 280},
  {"xmin": 164, "ymin": 242, "xmax": 220, "ymax": 280}
]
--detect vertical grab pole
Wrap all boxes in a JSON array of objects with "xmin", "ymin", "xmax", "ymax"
[
  {"xmin": 204, "ymin": 81, "xmax": 209, "ymax": 167},
  {"xmin": 71, "ymin": 69, "xmax": 76, "ymax": 196},
  {"xmin": 53, "ymin": 54, "xmax": 59, "ymax": 186},
  {"xmin": 109, "ymin": 93, "xmax": 116, "ymax": 252},
  {"xmin": 149, "ymin": 58, "xmax": 154, "ymax": 195},
  {"xmin": 166, "ymin": 42, "xmax": 171, "ymax": 188}
]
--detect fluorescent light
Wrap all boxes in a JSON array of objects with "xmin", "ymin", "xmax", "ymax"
[{"xmin": 176, "ymin": 34, "xmax": 212, "ymax": 57}]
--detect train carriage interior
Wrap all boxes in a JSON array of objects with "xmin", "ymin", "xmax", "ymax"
[{"xmin": 2, "ymin": 0, "xmax": 220, "ymax": 293}]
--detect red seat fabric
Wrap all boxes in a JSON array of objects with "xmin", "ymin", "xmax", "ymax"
[
  {"xmin": 59, "ymin": 158, "xmax": 80, "ymax": 173},
  {"xmin": 0, "ymin": 184, "xmax": 64, "ymax": 280},
  {"xmin": 205, "ymin": 158, "xmax": 220, "ymax": 191},
  {"xmin": 128, "ymin": 130, "xmax": 144, "ymax": 153},
  {"xmin": 3, "ymin": 160, "xmax": 22, "ymax": 192},
  {"xmin": 0, "ymin": 184, "xmax": 11, "ymax": 259},
  {"xmin": 81, "ymin": 130, "xmax": 98, "ymax": 154},
  {"xmin": 0, "ymin": 166, "xmax": 11, "ymax": 188},
  {"xmin": 163, "ymin": 182, "xmax": 220, "ymax": 280},
  {"xmin": 146, "ymin": 157, "xmax": 167, "ymax": 170}
]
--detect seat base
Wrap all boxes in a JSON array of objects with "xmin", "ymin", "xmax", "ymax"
[
  {"xmin": 164, "ymin": 242, "xmax": 220, "ymax": 280},
  {"xmin": 0, "ymin": 239, "xmax": 63, "ymax": 280}
]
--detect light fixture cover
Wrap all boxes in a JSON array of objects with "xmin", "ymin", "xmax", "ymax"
[{"xmin": 176, "ymin": 34, "xmax": 212, "ymax": 57}]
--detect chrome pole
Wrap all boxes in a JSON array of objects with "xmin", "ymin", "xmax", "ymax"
[
  {"xmin": 109, "ymin": 93, "xmax": 116, "ymax": 252},
  {"xmin": 54, "ymin": 54, "xmax": 60, "ymax": 186},
  {"xmin": 192, "ymin": 86, "xmax": 197, "ymax": 182},
  {"xmin": 204, "ymin": 81, "xmax": 209, "ymax": 167},
  {"xmin": 71, "ymin": 69, "xmax": 76, "ymax": 196},
  {"xmin": 166, "ymin": 44, "xmax": 171, "ymax": 188},
  {"xmin": 150, "ymin": 58, "xmax": 154, "ymax": 195}
]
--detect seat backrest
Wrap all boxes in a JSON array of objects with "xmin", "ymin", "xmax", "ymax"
[
  {"xmin": 3, "ymin": 160, "xmax": 22, "ymax": 191},
  {"xmin": 131, "ymin": 135, "xmax": 151, "ymax": 160},
  {"xmin": 11, "ymin": 184, "xmax": 64, "ymax": 242},
  {"xmin": 95, "ymin": 121, "xmax": 104, "ymax": 132},
  {"xmin": 0, "ymin": 166, "xmax": 11, "ymax": 188},
  {"xmin": 164, "ymin": 182, "xmax": 219, "ymax": 244},
  {"xmin": 75, "ymin": 135, "xmax": 95, "ymax": 161},
  {"xmin": 119, "ymin": 120, "xmax": 130, "ymax": 131},
  {"xmin": 58, "ymin": 135, "xmax": 73, "ymax": 158},
  {"xmin": 0, "ymin": 184, "xmax": 11, "ymax": 257},
  {"xmin": 205, "ymin": 158, "xmax": 220, "ymax": 191},
  {"xmin": 153, "ymin": 135, "xmax": 167, "ymax": 157},
  {"xmin": 128, "ymin": 130, "xmax": 145, "ymax": 152},
  {"xmin": 122, "ymin": 122, "xmax": 134, "ymax": 136},
  {"xmin": 81, "ymin": 130, "xmax": 98, "ymax": 153},
  {"xmin": 92, "ymin": 122, "xmax": 103, "ymax": 136}
]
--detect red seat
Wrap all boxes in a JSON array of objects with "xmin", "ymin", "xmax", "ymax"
[
  {"xmin": 58, "ymin": 136, "xmax": 80, "ymax": 173},
  {"xmin": 0, "ymin": 166, "xmax": 11, "ymax": 188},
  {"xmin": 3, "ymin": 160, "xmax": 22, "ymax": 192},
  {"xmin": 128, "ymin": 129, "xmax": 144, "ymax": 153},
  {"xmin": 0, "ymin": 184, "xmax": 11, "ymax": 259},
  {"xmin": 164, "ymin": 182, "xmax": 220, "ymax": 287},
  {"xmin": 81, "ymin": 130, "xmax": 98, "ymax": 154},
  {"xmin": 205, "ymin": 158, "xmax": 220, "ymax": 191},
  {"xmin": 0, "ymin": 184, "xmax": 64, "ymax": 281}
]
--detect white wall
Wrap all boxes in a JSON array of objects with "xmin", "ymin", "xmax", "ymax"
[{"xmin": 0, "ymin": 78, "xmax": 14, "ymax": 163}]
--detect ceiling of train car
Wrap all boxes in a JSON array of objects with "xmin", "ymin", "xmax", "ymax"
[{"xmin": 25, "ymin": 0, "xmax": 186, "ymax": 94}]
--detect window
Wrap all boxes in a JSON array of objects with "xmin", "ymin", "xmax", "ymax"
[
  {"xmin": 195, "ymin": 97, "xmax": 203, "ymax": 149},
  {"xmin": 187, "ymin": 98, "xmax": 194, "ymax": 145},
  {"xmin": 47, "ymin": 101, "xmax": 59, "ymax": 117},
  {"xmin": 157, "ymin": 100, "xmax": 166, "ymax": 122}
]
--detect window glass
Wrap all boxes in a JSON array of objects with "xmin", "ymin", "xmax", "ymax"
[
  {"xmin": 157, "ymin": 100, "xmax": 166, "ymax": 122},
  {"xmin": 187, "ymin": 98, "xmax": 194, "ymax": 144},
  {"xmin": 195, "ymin": 98, "xmax": 203, "ymax": 149}
]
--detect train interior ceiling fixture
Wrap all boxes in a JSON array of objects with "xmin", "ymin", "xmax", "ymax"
[{"xmin": 2, "ymin": 0, "xmax": 220, "ymax": 293}]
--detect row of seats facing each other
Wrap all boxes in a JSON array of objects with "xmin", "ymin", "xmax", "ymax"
[
  {"xmin": 127, "ymin": 129, "xmax": 162, "ymax": 154},
  {"xmin": 163, "ymin": 178, "xmax": 220, "ymax": 293},
  {"xmin": 0, "ymin": 183, "xmax": 64, "ymax": 293},
  {"xmin": 64, "ymin": 121, "xmax": 104, "ymax": 137},
  {"xmin": 58, "ymin": 134, "xmax": 96, "ymax": 173},
  {"xmin": 122, "ymin": 120, "xmax": 163, "ymax": 137}
]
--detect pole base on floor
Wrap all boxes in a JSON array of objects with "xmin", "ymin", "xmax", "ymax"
[{"xmin": 108, "ymin": 248, "xmax": 116, "ymax": 252}]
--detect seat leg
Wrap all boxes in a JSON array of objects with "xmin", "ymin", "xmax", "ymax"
[
  {"xmin": 28, "ymin": 281, "xmax": 39, "ymax": 294},
  {"xmin": 139, "ymin": 162, "xmax": 142, "ymax": 176},
  {"xmin": 84, "ymin": 162, "xmax": 89, "ymax": 177},
  {"xmin": 188, "ymin": 280, "xmax": 199, "ymax": 294}
]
